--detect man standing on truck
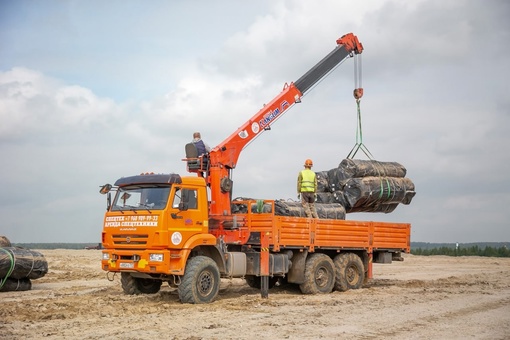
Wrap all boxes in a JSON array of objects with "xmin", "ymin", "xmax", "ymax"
[{"xmin": 297, "ymin": 159, "xmax": 318, "ymax": 218}]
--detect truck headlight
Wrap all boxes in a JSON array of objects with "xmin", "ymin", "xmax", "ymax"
[
  {"xmin": 102, "ymin": 252, "xmax": 110, "ymax": 260},
  {"xmin": 149, "ymin": 253, "xmax": 164, "ymax": 262}
]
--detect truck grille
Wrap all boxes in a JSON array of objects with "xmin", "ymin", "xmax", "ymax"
[{"xmin": 112, "ymin": 234, "xmax": 148, "ymax": 245}]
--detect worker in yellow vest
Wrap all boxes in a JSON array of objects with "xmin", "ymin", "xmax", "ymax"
[{"xmin": 297, "ymin": 159, "xmax": 318, "ymax": 218}]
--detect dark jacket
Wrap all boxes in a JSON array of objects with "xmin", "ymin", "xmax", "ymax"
[{"xmin": 194, "ymin": 139, "xmax": 207, "ymax": 156}]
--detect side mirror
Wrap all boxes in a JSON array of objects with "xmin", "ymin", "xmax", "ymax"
[{"xmin": 99, "ymin": 184, "xmax": 112, "ymax": 195}]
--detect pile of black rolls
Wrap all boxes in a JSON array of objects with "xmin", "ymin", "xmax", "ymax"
[
  {"xmin": 316, "ymin": 159, "xmax": 416, "ymax": 214},
  {"xmin": 0, "ymin": 236, "xmax": 48, "ymax": 292},
  {"xmin": 233, "ymin": 159, "xmax": 415, "ymax": 220}
]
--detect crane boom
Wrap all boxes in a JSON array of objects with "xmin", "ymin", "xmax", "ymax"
[
  {"xmin": 295, "ymin": 33, "xmax": 363, "ymax": 94},
  {"xmin": 195, "ymin": 33, "xmax": 363, "ymax": 217}
]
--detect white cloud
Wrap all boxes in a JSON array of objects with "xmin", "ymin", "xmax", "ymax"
[{"xmin": 0, "ymin": 68, "xmax": 120, "ymax": 142}]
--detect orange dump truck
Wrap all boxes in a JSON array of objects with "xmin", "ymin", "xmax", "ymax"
[{"xmin": 99, "ymin": 33, "xmax": 411, "ymax": 303}]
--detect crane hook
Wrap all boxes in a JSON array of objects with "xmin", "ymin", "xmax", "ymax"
[{"xmin": 353, "ymin": 88, "xmax": 363, "ymax": 100}]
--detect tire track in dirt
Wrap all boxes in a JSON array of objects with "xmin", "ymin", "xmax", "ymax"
[{"xmin": 339, "ymin": 272, "xmax": 510, "ymax": 340}]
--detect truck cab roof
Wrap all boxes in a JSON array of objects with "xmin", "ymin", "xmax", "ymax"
[
  {"xmin": 114, "ymin": 173, "xmax": 182, "ymax": 187},
  {"xmin": 114, "ymin": 173, "xmax": 206, "ymax": 187}
]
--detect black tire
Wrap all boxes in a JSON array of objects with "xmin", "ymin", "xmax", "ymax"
[
  {"xmin": 334, "ymin": 252, "xmax": 364, "ymax": 291},
  {"xmin": 299, "ymin": 253, "xmax": 335, "ymax": 294},
  {"xmin": 121, "ymin": 272, "xmax": 162, "ymax": 295},
  {"xmin": 178, "ymin": 256, "xmax": 220, "ymax": 304},
  {"xmin": 245, "ymin": 275, "xmax": 279, "ymax": 289}
]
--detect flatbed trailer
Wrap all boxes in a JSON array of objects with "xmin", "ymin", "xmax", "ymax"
[{"xmin": 215, "ymin": 199, "xmax": 410, "ymax": 284}]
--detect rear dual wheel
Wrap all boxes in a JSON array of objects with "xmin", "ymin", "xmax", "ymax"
[
  {"xmin": 334, "ymin": 252, "xmax": 364, "ymax": 291},
  {"xmin": 299, "ymin": 253, "xmax": 335, "ymax": 294}
]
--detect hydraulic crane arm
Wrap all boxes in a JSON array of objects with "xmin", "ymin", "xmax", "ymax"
[
  {"xmin": 212, "ymin": 33, "xmax": 363, "ymax": 170},
  {"xmin": 201, "ymin": 33, "xmax": 363, "ymax": 216},
  {"xmin": 295, "ymin": 33, "xmax": 363, "ymax": 94}
]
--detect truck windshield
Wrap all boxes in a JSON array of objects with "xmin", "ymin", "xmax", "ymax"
[{"xmin": 111, "ymin": 185, "xmax": 170, "ymax": 211}]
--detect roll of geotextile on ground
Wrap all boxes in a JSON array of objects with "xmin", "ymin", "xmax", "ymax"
[
  {"xmin": 0, "ymin": 247, "xmax": 48, "ymax": 280},
  {"xmin": 0, "ymin": 236, "xmax": 11, "ymax": 247},
  {"xmin": 0, "ymin": 277, "xmax": 32, "ymax": 292}
]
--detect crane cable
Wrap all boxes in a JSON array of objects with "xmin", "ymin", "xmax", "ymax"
[{"xmin": 346, "ymin": 53, "xmax": 374, "ymax": 160}]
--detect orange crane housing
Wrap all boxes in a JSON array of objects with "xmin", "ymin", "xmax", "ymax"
[{"xmin": 99, "ymin": 33, "xmax": 411, "ymax": 303}]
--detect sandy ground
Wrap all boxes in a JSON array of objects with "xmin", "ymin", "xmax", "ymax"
[{"xmin": 1, "ymin": 250, "xmax": 509, "ymax": 340}]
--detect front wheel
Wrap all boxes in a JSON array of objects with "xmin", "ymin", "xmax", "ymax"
[
  {"xmin": 121, "ymin": 273, "xmax": 162, "ymax": 294},
  {"xmin": 299, "ymin": 253, "xmax": 335, "ymax": 294},
  {"xmin": 178, "ymin": 256, "xmax": 220, "ymax": 304}
]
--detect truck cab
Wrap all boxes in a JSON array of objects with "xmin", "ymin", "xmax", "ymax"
[{"xmin": 101, "ymin": 173, "xmax": 220, "ymax": 280}]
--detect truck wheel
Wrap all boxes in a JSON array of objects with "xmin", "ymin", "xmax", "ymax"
[
  {"xmin": 299, "ymin": 253, "xmax": 335, "ymax": 294},
  {"xmin": 178, "ymin": 256, "xmax": 220, "ymax": 304},
  {"xmin": 120, "ymin": 272, "xmax": 162, "ymax": 294},
  {"xmin": 334, "ymin": 252, "xmax": 364, "ymax": 291},
  {"xmin": 245, "ymin": 275, "xmax": 279, "ymax": 289}
]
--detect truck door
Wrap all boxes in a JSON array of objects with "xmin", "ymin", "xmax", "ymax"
[{"xmin": 169, "ymin": 186, "xmax": 205, "ymax": 236}]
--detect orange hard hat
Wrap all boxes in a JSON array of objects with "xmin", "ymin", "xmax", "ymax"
[{"xmin": 304, "ymin": 159, "xmax": 313, "ymax": 167}]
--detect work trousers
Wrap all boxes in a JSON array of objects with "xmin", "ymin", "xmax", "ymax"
[{"xmin": 301, "ymin": 192, "xmax": 318, "ymax": 218}]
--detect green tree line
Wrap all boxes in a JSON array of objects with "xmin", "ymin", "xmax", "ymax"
[{"xmin": 412, "ymin": 245, "xmax": 510, "ymax": 257}]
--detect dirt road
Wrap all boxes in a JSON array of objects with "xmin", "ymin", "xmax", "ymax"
[{"xmin": 1, "ymin": 250, "xmax": 509, "ymax": 339}]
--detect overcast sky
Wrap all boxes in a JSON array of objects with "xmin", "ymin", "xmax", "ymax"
[{"xmin": 1, "ymin": 0, "xmax": 509, "ymax": 244}]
